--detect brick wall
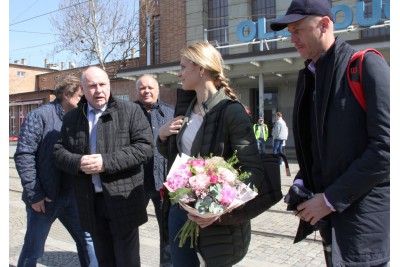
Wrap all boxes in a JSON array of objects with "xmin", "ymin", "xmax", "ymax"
[
  {"xmin": 139, "ymin": 0, "xmax": 187, "ymax": 65},
  {"xmin": 159, "ymin": 0, "xmax": 187, "ymax": 63},
  {"xmin": 9, "ymin": 65, "xmax": 54, "ymax": 94}
]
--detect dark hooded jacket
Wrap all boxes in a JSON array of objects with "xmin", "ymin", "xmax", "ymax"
[
  {"xmin": 53, "ymin": 94, "xmax": 153, "ymax": 235},
  {"xmin": 293, "ymin": 37, "xmax": 390, "ymax": 266}
]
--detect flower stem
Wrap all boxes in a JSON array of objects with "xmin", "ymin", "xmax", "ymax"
[{"xmin": 174, "ymin": 219, "xmax": 199, "ymax": 248}]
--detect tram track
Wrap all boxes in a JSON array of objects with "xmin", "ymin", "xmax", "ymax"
[{"xmin": 10, "ymin": 158, "xmax": 319, "ymax": 244}]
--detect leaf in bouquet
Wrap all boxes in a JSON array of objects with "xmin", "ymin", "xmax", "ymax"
[
  {"xmin": 195, "ymin": 200, "xmax": 209, "ymax": 214},
  {"xmin": 203, "ymin": 195, "xmax": 213, "ymax": 205},
  {"xmin": 169, "ymin": 187, "xmax": 193, "ymax": 205},
  {"xmin": 238, "ymin": 171, "xmax": 251, "ymax": 181},
  {"xmin": 210, "ymin": 184, "xmax": 222, "ymax": 201},
  {"xmin": 195, "ymin": 195, "xmax": 215, "ymax": 214},
  {"xmin": 209, "ymin": 202, "xmax": 225, "ymax": 214},
  {"xmin": 227, "ymin": 150, "xmax": 239, "ymax": 166}
]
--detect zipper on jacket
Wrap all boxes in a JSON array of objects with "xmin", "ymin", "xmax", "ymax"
[
  {"xmin": 297, "ymin": 75, "xmax": 311, "ymax": 180},
  {"xmin": 83, "ymin": 104, "xmax": 90, "ymax": 155},
  {"xmin": 313, "ymin": 77, "xmax": 323, "ymax": 162}
]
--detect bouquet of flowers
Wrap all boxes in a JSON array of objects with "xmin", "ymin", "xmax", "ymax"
[{"xmin": 164, "ymin": 151, "xmax": 258, "ymax": 248}]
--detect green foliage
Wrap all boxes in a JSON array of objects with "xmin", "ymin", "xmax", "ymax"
[{"xmin": 169, "ymin": 188, "xmax": 192, "ymax": 205}]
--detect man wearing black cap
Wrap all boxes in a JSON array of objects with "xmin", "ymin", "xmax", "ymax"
[{"xmin": 270, "ymin": 0, "xmax": 390, "ymax": 266}]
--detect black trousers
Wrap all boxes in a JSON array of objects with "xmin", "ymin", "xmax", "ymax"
[
  {"xmin": 91, "ymin": 192, "xmax": 140, "ymax": 267},
  {"xmin": 145, "ymin": 189, "xmax": 173, "ymax": 267}
]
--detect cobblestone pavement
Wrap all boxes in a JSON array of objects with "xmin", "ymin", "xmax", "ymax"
[{"xmin": 9, "ymin": 143, "xmax": 326, "ymax": 267}]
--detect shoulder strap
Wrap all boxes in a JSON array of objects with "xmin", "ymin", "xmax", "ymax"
[
  {"xmin": 211, "ymin": 99, "xmax": 236, "ymax": 157},
  {"xmin": 346, "ymin": 48, "xmax": 383, "ymax": 111}
]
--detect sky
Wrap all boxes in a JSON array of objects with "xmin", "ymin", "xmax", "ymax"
[{"xmin": 9, "ymin": 0, "xmax": 83, "ymax": 68}]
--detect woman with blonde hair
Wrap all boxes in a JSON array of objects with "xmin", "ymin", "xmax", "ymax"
[{"xmin": 157, "ymin": 42, "xmax": 281, "ymax": 267}]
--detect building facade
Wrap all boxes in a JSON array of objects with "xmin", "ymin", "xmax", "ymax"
[
  {"xmin": 8, "ymin": 59, "xmax": 142, "ymax": 137},
  {"xmin": 118, "ymin": 0, "xmax": 390, "ymax": 147},
  {"xmin": 9, "ymin": 0, "xmax": 390, "ymax": 147}
]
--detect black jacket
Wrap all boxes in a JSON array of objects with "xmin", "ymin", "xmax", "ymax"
[
  {"xmin": 53, "ymin": 94, "xmax": 153, "ymax": 235},
  {"xmin": 157, "ymin": 89, "xmax": 268, "ymax": 266},
  {"xmin": 293, "ymin": 37, "xmax": 390, "ymax": 265}
]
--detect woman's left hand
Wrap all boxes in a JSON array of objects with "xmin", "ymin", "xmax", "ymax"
[{"xmin": 188, "ymin": 214, "xmax": 220, "ymax": 228}]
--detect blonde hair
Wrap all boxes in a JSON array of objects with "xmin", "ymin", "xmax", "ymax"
[{"xmin": 180, "ymin": 41, "xmax": 238, "ymax": 100}]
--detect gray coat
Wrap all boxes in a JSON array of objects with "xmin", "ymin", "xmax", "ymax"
[
  {"xmin": 135, "ymin": 100, "xmax": 174, "ymax": 191},
  {"xmin": 53, "ymin": 94, "xmax": 154, "ymax": 235}
]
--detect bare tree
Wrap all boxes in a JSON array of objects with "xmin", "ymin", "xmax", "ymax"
[{"xmin": 50, "ymin": 0, "xmax": 155, "ymax": 70}]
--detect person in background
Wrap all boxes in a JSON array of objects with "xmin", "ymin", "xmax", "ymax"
[
  {"xmin": 135, "ymin": 74, "xmax": 173, "ymax": 267},
  {"xmin": 271, "ymin": 112, "xmax": 288, "ymax": 164},
  {"xmin": 53, "ymin": 66, "xmax": 153, "ymax": 267},
  {"xmin": 14, "ymin": 75, "xmax": 97, "ymax": 267},
  {"xmin": 282, "ymin": 125, "xmax": 289, "ymax": 156},
  {"xmin": 253, "ymin": 116, "xmax": 269, "ymax": 154},
  {"xmin": 157, "ymin": 41, "xmax": 279, "ymax": 267},
  {"xmin": 270, "ymin": 0, "xmax": 390, "ymax": 266}
]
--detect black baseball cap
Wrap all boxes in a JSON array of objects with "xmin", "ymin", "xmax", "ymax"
[{"xmin": 270, "ymin": 0, "xmax": 334, "ymax": 31}]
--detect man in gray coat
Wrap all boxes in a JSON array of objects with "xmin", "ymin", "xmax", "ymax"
[
  {"xmin": 53, "ymin": 67, "xmax": 153, "ymax": 267},
  {"xmin": 270, "ymin": 0, "xmax": 389, "ymax": 266},
  {"xmin": 135, "ymin": 74, "xmax": 173, "ymax": 267}
]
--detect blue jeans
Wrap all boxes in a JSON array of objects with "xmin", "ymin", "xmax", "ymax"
[
  {"xmin": 257, "ymin": 139, "xmax": 268, "ymax": 155},
  {"xmin": 273, "ymin": 139, "xmax": 284, "ymax": 164},
  {"xmin": 17, "ymin": 189, "xmax": 97, "ymax": 267},
  {"xmin": 168, "ymin": 205, "xmax": 200, "ymax": 267}
]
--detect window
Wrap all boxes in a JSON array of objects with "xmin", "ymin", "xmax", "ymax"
[
  {"xmin": 9, "ymin": 107, "xmax": 16, "ymax": 136},
  {"xmin": 55, "ymin": 75, "xmax": 60, "ymax": 80},
  {"xmin": 114, "ymin": 95, "xmax": 130, "ymax": 101},
  {"xmin": 153, "ymin": 16, "xmax": 160, "ymax": 64},
  {"xmin": 252, "ymin": 0, "xmax": 276, "ymax": 51},
  {"xmin": 208, "ymin": 0, "xmax": 229, "ymax": 55},
  {"xmin": 360, "ymin": 0, "xmax": 390, "ymax": 38},
  {"xmin": 17, "ymin": 71, "xmax": 25, "ymax": 77}
]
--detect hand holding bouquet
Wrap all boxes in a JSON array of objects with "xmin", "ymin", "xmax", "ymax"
[{"xmin": 164, "ymin": 152, "xmax": 258, "ymax": 248}]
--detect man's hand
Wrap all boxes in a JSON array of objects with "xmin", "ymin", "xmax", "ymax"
[
  {"xmin": 294, "ymin": 193, "xmax": 332, "ymax": 225},
  {"xmin": 31, "ymin": 197, "xmax": 52, "ymax": 213},
  {"xmin": 80, "ymin": 154, "xmax": 105, "ymax": 174}
]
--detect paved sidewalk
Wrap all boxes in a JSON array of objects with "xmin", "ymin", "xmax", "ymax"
[{"xmin": 9, "ymin": 143, "xmax": 326, "ymax": 266}]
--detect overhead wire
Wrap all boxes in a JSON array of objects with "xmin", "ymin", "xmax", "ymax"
[{"xmin": 9, "ymin": 0, "xmax": 90, "ymax": 26}]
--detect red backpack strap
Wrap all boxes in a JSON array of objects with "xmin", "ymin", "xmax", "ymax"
[{"xmin": 346, "ymin": 49, "xmax": 384, "ymax": 111}]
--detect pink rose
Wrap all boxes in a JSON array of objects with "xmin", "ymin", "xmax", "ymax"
[{"xmin": 220, "ymin": 183, "xmax": 238, "ymax": 206}]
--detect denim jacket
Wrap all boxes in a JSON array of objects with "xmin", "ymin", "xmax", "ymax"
[{"xmin": 14, "ymin": 100, "xmax": 65, "ymax": 207}]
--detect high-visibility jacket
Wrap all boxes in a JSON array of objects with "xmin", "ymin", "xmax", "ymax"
[{"xmin": 253, "ymin": 123, "xmax": 268, "ymax": 141}]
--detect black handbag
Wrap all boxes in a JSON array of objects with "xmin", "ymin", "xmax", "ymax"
[
  {"xmin": 195, "ymin": 100, "xmax": 283, "ymax": 266},
  {"xmin": 212, "ymin": 99, "xmax": 284, "ymax": 205}
]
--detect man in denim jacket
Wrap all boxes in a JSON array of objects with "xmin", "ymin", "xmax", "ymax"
[{"xmin": 14, "ymin": 76, "xmax": 97, "ymax": 267}]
